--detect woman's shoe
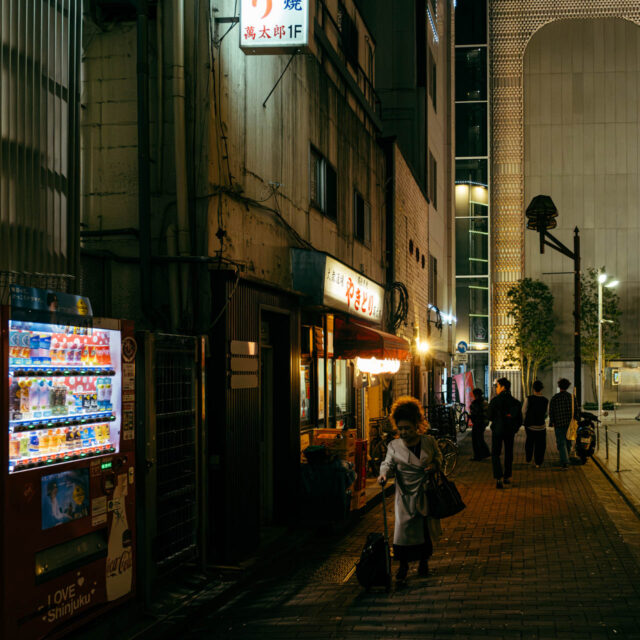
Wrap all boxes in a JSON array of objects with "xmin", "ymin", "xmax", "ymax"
[
  {"xmin": 396, "ymin": 562, "xmax": 409, "ymax": 581},
  {"xmin": 496, "ymin": 480, "xmax": 504, "ymax": 489},
  {"xmin": 418, "ymin": 559, "xmax": 429, "ymax": 576}
]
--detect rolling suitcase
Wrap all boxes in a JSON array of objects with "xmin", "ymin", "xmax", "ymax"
[{"xmin": 355, "ymin": 484, "xmax": 392, "ymax": 591}]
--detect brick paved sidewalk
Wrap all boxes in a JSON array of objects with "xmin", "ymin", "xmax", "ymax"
[{"xmin": 124, "ymin": 428, "xmax": 640, "ymax": 640}]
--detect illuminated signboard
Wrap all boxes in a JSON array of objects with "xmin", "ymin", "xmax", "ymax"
[
  {"xmin": 323, "ymin": 256, "xmax": 384, "ymax": 324},
  {"xmin": 240, "ymin": 0, "xmax": 310, "ymax": 53}
]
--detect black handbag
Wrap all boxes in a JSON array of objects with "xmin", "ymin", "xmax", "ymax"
[{"xmin": 426, "ymin": 471, "xmax": 466, "ymax": 519}]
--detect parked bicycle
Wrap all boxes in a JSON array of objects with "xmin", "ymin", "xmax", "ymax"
[
  {"xmin": 424, "ymin": 404, "xmax": 459, "ymax": 476},
  {"xmin": 451, "ymin": 402, "xmax": 470, "ymax": 433},
  {"xmin": 435, "ymin": 433, "xmax": 458, "ymax": 476}
]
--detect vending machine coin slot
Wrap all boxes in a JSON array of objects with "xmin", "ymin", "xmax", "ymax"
[{"xmin": 102, "ymin": 473, "xmax": 116, "ymax": 495}]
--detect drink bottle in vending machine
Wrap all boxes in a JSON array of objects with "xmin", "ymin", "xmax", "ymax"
[{"xmin": 0, "ymin": 288, "xmax": 137, "ymax": 640}]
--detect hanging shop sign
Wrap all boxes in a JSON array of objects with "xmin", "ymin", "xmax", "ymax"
[
  {"xmin": 291, "ymin": 249, "xmax": 384, "ymax": 325},
  {"xmin": 240, "ymin": 0, "xmax": 310, "ymax": 54}
]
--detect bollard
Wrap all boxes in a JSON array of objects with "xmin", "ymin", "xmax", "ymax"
[
  {"xmin": 605, "ymin": 424, "xmax": 609, "ymax": 459},
  {"xmin": 617, "ymin": 432, "xmax": 621, "ymax": 472}
]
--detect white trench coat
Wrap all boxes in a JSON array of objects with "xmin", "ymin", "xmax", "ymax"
[{"xmin": 380, "ymin": 434, "xmax": 443, "ymax": 546}]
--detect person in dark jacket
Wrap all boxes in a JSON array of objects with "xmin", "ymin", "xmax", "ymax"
[
  {"xmin": 469, "ymin": 388, "xmax": 491, "ymax": 461},
  {"xmin": 522, "ymin": 380, "xmax": 549, "ymax": 468},
  {"xmin": 487, "ymin": 378, "xmax": 522, "ymax": 489},
  {"xmin": 548, "ymin": 378, "xmax": 574, "ymax": 470}
]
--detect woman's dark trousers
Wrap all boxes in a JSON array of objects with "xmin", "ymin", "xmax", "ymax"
[
  {"xmin": 471, "ymin": 423, "xmax": 491, "ymax": 460},
  {"xmin": 525, "ymin": 428, "xmax": 546, "ymax": 465}
]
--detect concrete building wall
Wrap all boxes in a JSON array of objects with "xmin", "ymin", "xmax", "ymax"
[
  {"xmin": 427, "ymin": 0, "xmax": 455, "ymax": 365},
  {"xmin": 81, "ymin": 1, "xmax": 212, "ymax": 327},
  {"xmin": 524, "ymin": 18, "xmax": 640, "ymax": 362},
  {"xmin": 489, "ymin": 0, "xmax": 640, "ymax": 381},
  {"xmin": 213, "ymin": 0, "xmax": 386, "ymax": 291}
]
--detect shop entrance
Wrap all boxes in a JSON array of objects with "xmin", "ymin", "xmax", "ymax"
[{"xmin": 260, "ymin": 310, "xmax": 291, "ymax": 527}]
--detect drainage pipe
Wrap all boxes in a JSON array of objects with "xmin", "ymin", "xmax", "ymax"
[
  {"xmin": 172, "ymin": 0, "xmax": 191, "ymax": 318},
  {"xmin": 136, "ymin": 0, "xmax": 152, "ymax": 320}
]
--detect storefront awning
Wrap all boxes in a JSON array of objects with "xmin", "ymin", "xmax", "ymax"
[{"xmin": 333, "ymin": 316, "xmax": 411, "ymax": 361}]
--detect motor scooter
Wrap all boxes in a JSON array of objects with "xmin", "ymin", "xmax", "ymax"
[{"xmin": 575, "ymin": 411, "xmax": 599, "ymax": 463}]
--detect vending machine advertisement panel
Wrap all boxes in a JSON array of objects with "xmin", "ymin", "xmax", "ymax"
[{"xmin": 1, "ymin": 286, "xmax": 136, "ymax": 640}]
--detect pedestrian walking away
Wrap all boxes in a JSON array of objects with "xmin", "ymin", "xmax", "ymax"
[
  {"xmin": 522, "ymin": 380, "xmax": 549, "ymax": 467},
  {"xmin": 488, "ymin": 378, "xmax": 522, "ymax": 489},
  {"xmin": 548, "ymin": 378, "xmax": 574, "ymax": 469},
  {"xmin": 469, "ymin": 388, "xmax": 491, "ymax": 461},
  {"xmin": 378, "ymin": 396, "xmax": 443, "ymax": 583}
]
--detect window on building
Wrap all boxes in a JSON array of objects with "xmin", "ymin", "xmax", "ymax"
[
  {"xmin": 455, "ymin": 277, "xmax": 489, "ymax": 345},
  {"xmin": 455, "ymin": 103, "xmax": 488, "ymax": 157},
  {"xmin": 416, "ymin": 0, "xmax": 427, "ymax": 87},
  {"xmin": 428, "ymin": 47, "xmax": 437, "ymax": 111},
  {"xmin": 310, "ymin": 147, "xmax": 337, "ymax": 221},
  {"xmin": 300, "ymin": 319, "xmax": 354, "ymax": 430},
  {"xmin": 354, "ymin": 191, "xmax": 371, "ymax": 245},
  {"xmin": 338, "ymin": 3, "xmax": 359, "ymax": 69},
  {"xmin": 455, "ymin": 0, "xmax": 487, "ymax": 46},
  {"xmin": 428, "ymin": 151, "xmax": 437, "ymax": 210},
  {"xmin": 455, "ymin": 47, "xmax": 486, "ymax": 101},
  {"xmin": 429, "ymin": 254, "xmax": 438, "ymax": 307},
  {"xmin": 455, "ymin": 158, "xmax": 488, "ymax": 185}
]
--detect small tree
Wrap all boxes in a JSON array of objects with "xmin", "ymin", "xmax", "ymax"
[
  {"xmin": 580, "ymin": 267, "xmax": 622, "ymax": 400},
  {"xmin": 504, "ymin": 278, "xmax": 556, "ymax": 397}
]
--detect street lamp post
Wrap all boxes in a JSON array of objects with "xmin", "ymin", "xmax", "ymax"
[
  {"xmin": 526, "ymin": 195, "xmax": 582, "ymax": 407},
  {"xmin": 597, "ymin": 270, "xmax": 619, "ymax": 421}
]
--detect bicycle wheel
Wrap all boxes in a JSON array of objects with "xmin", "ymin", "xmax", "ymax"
[
  {"xmin": 458, "ymin": 411, "xmax": 469, "ymax": 433},
  {"xmin": 437, "ymin": 438, "xmax": 458, "ymax": 476}
]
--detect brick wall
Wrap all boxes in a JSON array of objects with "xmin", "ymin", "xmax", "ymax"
[{"xmin": 392, "ymin": 145, "xmax": 430, "ymax": 399}]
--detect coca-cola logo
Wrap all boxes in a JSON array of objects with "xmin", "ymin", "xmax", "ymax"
[{"xmin": 107, "ymin": 549, "xmax": 132, "ymax": 577}]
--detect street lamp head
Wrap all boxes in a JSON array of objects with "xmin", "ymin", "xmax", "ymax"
[
  {"xmin": 526, "ymin": 195, "xmax": 558, "ymax": 231},
  {"xmin": 605, "ymin": 279, "xmax": 619, "ymax": 288},
  {"xmin": 598, "ymin": 272, "xmax": 608, "ymax": 283}
]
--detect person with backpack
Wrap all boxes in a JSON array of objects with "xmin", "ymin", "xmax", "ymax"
[
  {"xmin": 522, "ymin": 380, "xmax": 549, "ymax": 468},
  {"xmin": 487, "ymin": 377, "xmax": 522, "ymax": 489},
  {"xmin": 469, "ymin": 388, "xmax": 491, "ymax": 461},
  {"xmin": 548, "ymin": 378, "xmax": 575, "ymax": 470}
]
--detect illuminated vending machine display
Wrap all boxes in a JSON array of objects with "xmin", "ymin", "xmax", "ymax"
[{"xmin": 1, "ymin": 287, "xmax": 136, "ymax": 640}]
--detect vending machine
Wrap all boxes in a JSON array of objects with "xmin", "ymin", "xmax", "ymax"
[{"xmin": 0, "ymin": 286, "xmax": 136, "ymax": 640}]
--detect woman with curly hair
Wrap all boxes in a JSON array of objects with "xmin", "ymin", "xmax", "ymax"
[{"xmin": 378, "ymin": 396, "xmax": 443, "ymax": 582}]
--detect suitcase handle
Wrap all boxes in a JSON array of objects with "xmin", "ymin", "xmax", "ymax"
[{"xmin": 380, "ymin": 483, "xmax": 390, "ymax": 544}]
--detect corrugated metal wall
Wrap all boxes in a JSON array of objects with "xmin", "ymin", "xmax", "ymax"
[
  {"xmin": 209, "ymin": 274, "xmax": 300, "ymax": 562},
  {"xmin": 0, "ymin": 0, "xmax": 81, "ymax": 281}
]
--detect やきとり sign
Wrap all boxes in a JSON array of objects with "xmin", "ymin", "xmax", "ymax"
[
  {"xmin": 240, "ymin": 0, "xmax": 309, "ymax": 52},
  {"xmin": 323, "ymin": 256, "xmax": 383, "ymax": 324}
]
